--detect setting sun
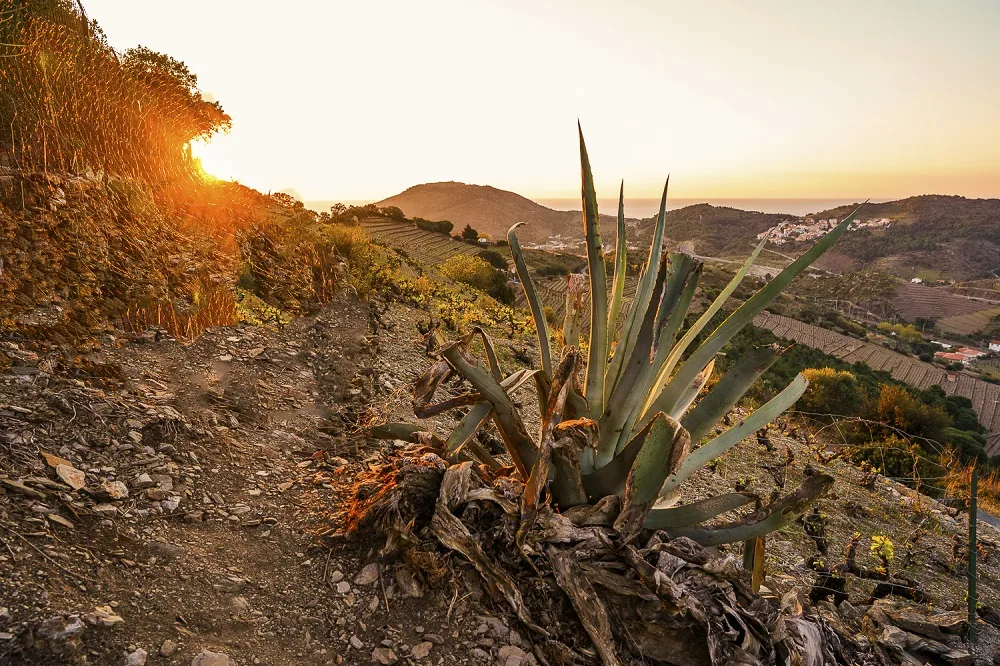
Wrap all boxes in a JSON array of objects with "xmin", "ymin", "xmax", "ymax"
[{"xmin": 190, "ymin": 137, "xmax": 235, "ymax": 182}]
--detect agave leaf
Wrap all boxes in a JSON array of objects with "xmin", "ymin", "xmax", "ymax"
[
  {"xmin": 652, "ymin": 253, "xmax": 699, "ymax": 356},
  {"xmin": 680, "ymin": 345, "xmax": 785, "ymax": 443},
  {"xmin": 508, "ymin": 223, "xmax": 552, "ymax": 376},
  {"xmin": 440, "ymin": 341, "xmax": 537, "ymax": 478},
  {"xmin": 639, "ymin": 239, "xmax": 764, "ymax": 419},
  {"xmin": 519, "ymin": 431, "xmax": 555, "ymax": 545},
  {"xmin": 532, "ymin": 370, "xmax": 551, "ymax": 439},
  {"xmin": 666, "ymin": 358, "xmax": 715, "ymax": 421},
  {"xmin": 596, "ymin": 256, "xmax": 668, "ymax": 464},
  {"xmin": 432, "ymin": 463, "xmax": 547, "ymax": 635},
  {"xmin": 548, "ymin": 547, "xmax": 623, "ymax": 666},
  {"xmin": 606, "ymin": 181, "xmax": 627, "ymax": 355},
  {"xmin": 443, "ymin": 403, "xmax": 496, "ymax": 468},
  {"xmin": 582, "ymin": 414, "xmax": 655, "ymax": 501},
  {"xmin": 470, "ymin": 326, "xmax": 504, "ymax": 381},
  {"xmin": 579, "ymin": 125, "xmax": 609, "ymax": 419},
  {"xmin": 445, "ymin": 402, "xmax": 492, "ymax": 452},
  {"xmin": 411, "ymin": 360, "xmax": 457, "ymax": 418},
  {"xmin": 437, "ymin": 369, "xmax": 537, "ymax": 464},
  {"xmin": 604, "ymin": 177, "xmax": 669, "ymax": 401},
  {"xmin": 613, "ymin": 413, "xmax": 690, "ymax": 541},
  {"xmin": 461, "ymin": 438, "xmax": 503, "ymax": 471},
  {"xmin": 664, "ymin": 474, "xmax": 834, "ymax": 546},
  {"xmin": 647, "ymin": 205, "xmax": 864, "ymax": 419},
  {"xmin": 563, "ymin": 274, "xmax": 587, "ymax": 352},
  {"xmin": 659, "ymin": 373, "xmax": 809, "ymax": 499},
  {"xmin": 644, "ymin": 492, "xmax": 758, "ymax": 530},
  {"xmin": 611, "ymin": 257, "xmax": 701, "ymax": 453},
  {"xmin": 550, "ymin": 420, "xmax": 594, "ymax": 507}
]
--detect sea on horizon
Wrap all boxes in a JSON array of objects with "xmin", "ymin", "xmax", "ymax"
[
  {"xmin": 534, "ymin": 197, "xmax": 888, "ymax": 218},
  {"xmin": 304, "ymin": 197, "xmax": 889, "ymax": 219}
]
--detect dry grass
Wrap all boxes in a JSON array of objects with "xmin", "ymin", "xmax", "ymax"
[
  {"xmin": 123, "ymin": 284, "xmax": 237, "ymax": 341},
  {"xmin": 942, "ymin": 448, "xmax": 1000, "ymax": 516}
]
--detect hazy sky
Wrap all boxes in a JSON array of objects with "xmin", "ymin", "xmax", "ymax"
[{"xmin": 84, "ymin": 0, "xmax": 1000, "ymax": 202}]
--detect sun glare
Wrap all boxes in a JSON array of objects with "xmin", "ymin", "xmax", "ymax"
[{"xmin": 190, "ymin": 138, "xmax": 235, "ymax": 181}]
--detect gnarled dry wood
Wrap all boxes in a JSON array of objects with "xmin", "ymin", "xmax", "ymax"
[
  {"xmin": 430, "ymin": 464, "xmax": 547, "ymax": 636},
  {"xmin": 548, "ymin": 546, "xmax": 622, "ymax": 666}
]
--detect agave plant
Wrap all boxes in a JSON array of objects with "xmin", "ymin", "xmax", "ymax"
[{"xmin": 375, "ymin": 125, "xmax": 863, "ymax": 545}]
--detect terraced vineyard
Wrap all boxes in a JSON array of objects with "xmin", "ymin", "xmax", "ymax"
[
  {"xmin": 894, "ymin": 281, "xmax": 998, "ymax": 321},
  {"xmin": 360, "ymin": 218, "xmax": 479, "ymax": 263},
  {"xmin": 755, "ymin": 312, "xmax": 1000, "ymax": 454},
  {"xmin": 937, "ymin": 305, "xmax": 1000, "ymax": 336},
  {"xmin": 530, "ymin": 275, "xmax": 640, "ymax": 316}
]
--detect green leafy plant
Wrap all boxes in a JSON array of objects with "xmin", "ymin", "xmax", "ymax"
[{"xmin": 376, "ymin": 126, "xmax": 863, "ymax": 544}]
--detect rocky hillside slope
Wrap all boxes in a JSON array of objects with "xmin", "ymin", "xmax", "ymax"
[{"xmin": 3, "ymin": 284, "xmax": 999, "ymax": 664}]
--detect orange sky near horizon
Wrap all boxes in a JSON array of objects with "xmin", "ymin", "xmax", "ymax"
[{"xmin": 85, "ymin": 0, "xmax": 1000, "ymax": 202}]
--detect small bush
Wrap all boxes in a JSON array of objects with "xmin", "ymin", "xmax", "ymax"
[
  {"xmin": 476, "ymin": 249, "xmax": 509, "ymax": 270},
  {"xmin": 414, "ymin": 218, "xmax": 454, "ymax": 235},
  {"xmin": 799, "ymin": 368, "xmax": 862, "ymax": 417},
  {"xmin": 440, "ymin": 255, "xmax": 495, "ymax": 291},
  {"xmin": 439, "ymin": 255, "xmax": 514, "ymax": 305},
  {"xmin": 324, "ymin": 223, "xmax": 370, "ymax": 261}
]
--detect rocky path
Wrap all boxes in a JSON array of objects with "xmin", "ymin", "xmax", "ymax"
[{"xmin": 0, "ymin": 298, "xmax": 536, "ymax": 666}]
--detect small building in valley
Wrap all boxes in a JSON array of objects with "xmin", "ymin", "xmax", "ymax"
[{"xmin": 935, "ymin": 351, "xmax": 967, "ymax": 364}]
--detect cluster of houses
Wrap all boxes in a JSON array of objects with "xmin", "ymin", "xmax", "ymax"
[
  {"xmin": 757, "ymin": 217, "xmax": 892, "ymax": 245},
  {"xmin": 933, "ymin": 341, "xmax": 996, "ymax": 365}
]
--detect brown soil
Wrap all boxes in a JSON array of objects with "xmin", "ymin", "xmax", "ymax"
[{"xmin": 0, "ymin": 296, "xmax": 537, "ymax": 665}]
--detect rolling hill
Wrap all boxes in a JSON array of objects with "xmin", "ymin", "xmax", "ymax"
[
  {"xmin": 812, "ymin": 195, "xmax": 1000, "ymax": 281},
  {"xmin": 379, "ymin": 183, "xmax": 1000, "ymax": 281},
  {"xmin": 376, "ymin": 181, "xmax": 638, "ymax": 248}
]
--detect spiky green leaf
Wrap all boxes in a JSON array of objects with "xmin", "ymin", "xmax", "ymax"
[
  {"xmin": 664, "ymin": 475, "xmax": 833, "ymax": 545},
  {"xmin": 613, "ymin": 413, "xmax": 690, "ymax": 540},
  {"xmin": 606, "ymin": 181, "xmax": 627, "ymax": 354},
  {"xmin": 647, "ymin": 205, "xmax": 864, "ymax": 419},
  {"xmin": 604, "ymin": 177, "xmax": 669, "ymax": 403},
  {"xmin": 644, "ymin": 492, "xmax": 758, "ymax": 530},
  {"xmin": 508, "ymin": 223, "xmax": 552, "ymax": 376},
  {"xmin": 659, "ymin": 373, "xmax": 808, "ymax": 498},
  {"xmin": 666, "ymin": 358, "xmax": 715, "ymax": 421},
  {"xmin": 639, "ymin": 240, "xmax": 764, "ymax": 419},
  {"xmin": 440, "ymin": 341, "xmax": 537, "ymax": 478},
  {"xmin": 680, "ymin": 345, "xmax": 784, "ymax": 442},
  {"xmin": 579, "ymin": 125, "xmax": 608, "ymax": 418}
]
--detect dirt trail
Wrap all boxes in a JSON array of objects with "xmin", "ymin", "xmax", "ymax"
[{"xmin": 0, "ymin": 297, "xmax": 534, "ymax": 666}]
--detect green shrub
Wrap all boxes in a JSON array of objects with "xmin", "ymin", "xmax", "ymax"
[
  {"xmin": 799, "ymin": 367, "xmax": 862, "ymax": 417},
  {"xmin": 415, "ymin": 218, "xmax": 454, "ymax": 235},
  {"xmin": 440, "ymin": 255, "xmax": 495, "ymax": 290},
  {"xmin": 476, "ymin": 249, "xmax": 509, "ymax": 270}
]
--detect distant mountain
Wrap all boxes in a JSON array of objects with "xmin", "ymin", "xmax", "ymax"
[
  {"xmin": 379, "ymin": 183, "xmax": 1000, "ymax": 281},
  {"xmin": 376, "ymin": 181, "xmax": 638, "ymax": 249},
  {"xmin": 631, "ymin": 195, "xmax": 1000, "ymax": 281},
  {"xmin": 809, "ymin": 195, "xmax": 1000, "ymax": 281},
  {"xmin": 632, "ymin": 204, "xmax": 793, "ymax": 258}
]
